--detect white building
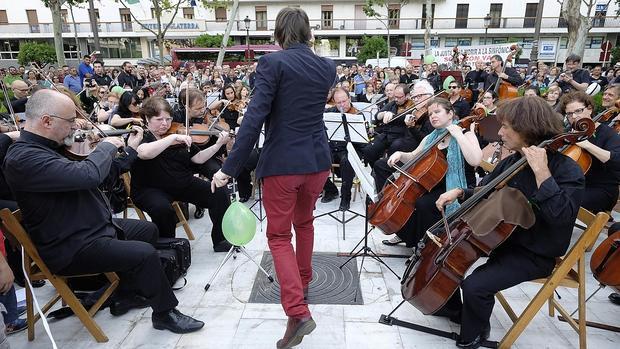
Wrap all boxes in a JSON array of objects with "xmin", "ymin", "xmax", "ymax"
[{"xmin": 0, "ymin": 0, "xmax": 618, "ymax": 67}]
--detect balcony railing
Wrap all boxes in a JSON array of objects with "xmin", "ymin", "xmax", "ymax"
[{"xmin": 1, "ymin": 16, "xmax": 619, "ymax": 36}]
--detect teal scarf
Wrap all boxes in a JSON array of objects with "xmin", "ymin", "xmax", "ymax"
[{"xmin": 423, "ymin": 121, "xmax": 467, "ymax": 214}]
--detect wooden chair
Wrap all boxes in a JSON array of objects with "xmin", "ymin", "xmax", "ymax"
[
  {"xmin": 494, "ymin": 208, "xmax": 609, "ymax": 349},
  {"xmin": 329, "ymin": 163, "xmax": 361, "ymax": 201},
  {"xmin": 0, "ymin": 208, "xmax": 119, "ymax": 343},
  {"xmin": 121, "ymin": 173, "xmax": 195, "ymax": 240}
]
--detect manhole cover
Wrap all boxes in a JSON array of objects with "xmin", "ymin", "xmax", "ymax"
[{"xmin": 248, "ymin": 252, "xmax": 363, "ymax": 305}]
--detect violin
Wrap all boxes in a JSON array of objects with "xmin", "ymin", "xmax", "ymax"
[
  {"xmin": 166, "ymin": 121, "xmax": 234, "ymax": 147},
  {"xmin": 385, "ymin": 90, "xmax": 447, "ymax": 125},
  {"xmin": 401, "ymin": 117, "xmax": 596, "ymax": 315},
  {"xmin": 65, "ymin": 125, "xmax": 136, "ymax": 160},
  {"xmin": 226, "ymin": 100, "xmax": 246, "ymax": 112}
]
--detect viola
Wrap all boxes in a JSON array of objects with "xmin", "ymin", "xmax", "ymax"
[
  {"xmin": 166, "ymin": 121, "xmax": 234, "ymax": 147},
  {"xmin": 590, "ymin": 231, "xmax": 620, "ymax": 292},
  {"xmin": 65, "ymin": 125, "xmax": 136, "ymax": 160},
  {"xmin": 368, "ymin": 110, "xmax": 488, "ymax": 234},
  {"xmin": 401, "ymin": 118, "xmax": 596, "ymax": 315}
]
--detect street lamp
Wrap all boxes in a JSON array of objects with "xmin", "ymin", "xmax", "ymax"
[
  {"xmin": 244, "ymin": 16, "xmax": 251, "ymax": 63},
  {"xmin": 483, "ymin": 13, "xmax": 491, "ymax": 46}
]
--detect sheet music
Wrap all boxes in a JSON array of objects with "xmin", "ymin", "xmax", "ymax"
[
  {"xmin": 323, "ymin": 112, "xmax": 370, "ymax": 143},
  {"xmin": 352, "ymin": 102, "xmax": 378, "ymax": 123},
  {"xmin": 206, "ymin": 93, "xmax": 220, "ymax": 108},
  {"xmin": 346, "ymin": 142, "xmax": 378, "ymax": 202}
]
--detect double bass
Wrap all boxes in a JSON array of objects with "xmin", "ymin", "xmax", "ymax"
[
  {"xmin": 368, "ymin": 110, "xmax": 487, "ymax": 234},
  {"xmin": 493, "ymin": 45, "xmax": 520, "ymax": 100},
  {"xmin": 401, "ymin": 118, "xmax": 595, "ymax": 315}
]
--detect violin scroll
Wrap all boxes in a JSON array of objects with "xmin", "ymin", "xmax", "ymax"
[{"xmin": 544, "ymin": 118, "xmax": 595, "ymax": 151}]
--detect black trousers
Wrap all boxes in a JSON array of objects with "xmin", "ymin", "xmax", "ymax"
[
  {"xmin": 581, "ymin": 185, "xmax": 618, "ymax": 213},
  {"xmin": 443, "ymin": 245, "xmax": 555, "ymax": 342},
  {"xmin": 362, "ymin": 132, "xmax": 418, "ymax": 167},
  {"xmin": 237, "ymin": 149, "xmax": 259, "ymax": 199},
  {"xmin": 373, "ymin": 157, "xmax": 394, "ymax": 193},
  {"xmin": 323, "ymin": 150, "xmax": 355, "ymax": 200},
  {"xmin": 132, "ymin": 177, "xmax": 229, "ymax": 242},
  {"xmin": 57, "ymin": 219, "xmax": 178, "ymax": 313}
]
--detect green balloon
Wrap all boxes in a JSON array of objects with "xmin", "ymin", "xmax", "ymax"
[
  {"xmin": 423, "ymin": 54, "xmax": 436, "ymax": 65},
  {"xmin": 222, "ymin": 202, "xmax": 257, "ymax": 246},
  {"xmin": 111, "ymin": 86, "xmax": 125, "ymax": 95}
]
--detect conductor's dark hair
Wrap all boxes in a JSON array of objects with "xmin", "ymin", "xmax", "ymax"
[{"xmin": 274, "ymin": 7, "xmax": 311, "ymax": 49}]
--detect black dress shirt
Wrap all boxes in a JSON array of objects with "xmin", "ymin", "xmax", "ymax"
[
  {"xmin": 484, "ymin": 67, "xmax": 523, "ymax": 91},
  {"xmin": 3, "ymin": 130, "xmax": 122, "ymax": 272},
  {"xmin": 464, "ymin": 151, "xmax": 584, "ymax": 258},
  {"xmin": 0, "ymin": 134, "xmax": 14, "ymax": 200},
  {"xmin": 585, "ymin": 124, "xmax": 620, "ymax": 191}
]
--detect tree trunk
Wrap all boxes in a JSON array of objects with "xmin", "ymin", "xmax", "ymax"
[
  {"xmin": 158, "ymin": 35, "xmax": 165, "ymax": 66},
  {"xmin": 68, "ymin": 4, "xmax": 80, "ymax": 58},
  {"xmin": 153, "ymin": 1, "xmax": 164, "ymax": 65},
  {"xmin": 50, "ymin": 0, "xmax": 65, "ymax": 66},
  {"xmin": 424, "ymin": 0, "xmax": 432, "ymax": 55},
  {"xmin": 562, "ymin": 0, "xmax": 592, "ymax": 60},
  {"xmin": 217, "ymin": 0, "xmax": 239, "ymax": 67}
]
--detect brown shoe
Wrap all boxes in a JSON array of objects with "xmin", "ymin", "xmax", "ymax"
[{"xmin": 276, "ymin": 316, "xmax": 316, "ymax": 349}]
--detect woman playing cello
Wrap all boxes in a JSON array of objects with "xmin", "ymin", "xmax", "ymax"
[
  {"xmin": 381, "ymin": 97, "xmax": 482, "ymax": 247},
  {"xmin": 434, "ymin": 96, "xmax": 585, "ymax": 348}
]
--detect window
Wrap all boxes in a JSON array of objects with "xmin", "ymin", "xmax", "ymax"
[
  {"xmin": 0, "ymin": 10, "xmax": 8, "ymax": 25},
  {"xmin": 520, "ymin": 38, "xmax": 534, "ymax": 49},
  {"xmin": 321, "ymin": 5, "xmax": 333, "ymax": 29},
  {"xmin": 60, "ymin": 9, "xmax": 70, "ymax": 33},
  {"xmin": 489, "ymin": 4, "xmax": 502, "ymax": 28},
  {"xmin": 26, "ymin": 9, "xmax": 39, "ymax": 33},
  {"xmin": 215, "ymin": 7, "xmax": 226, "ymax": 22},
  {"xmin": 422, "ymin": 3, "xmax": 435, "ymax": 29},
  {"xmin": 558, "ymin": 16, "xmax": 568, "ymax": 28},
  {"xmin": 183, "ymin": 7, "xmax": 194, "ymax": 20},
  {"xmin": 64, "ymin": 42, "xmax": 79, "ymax": 59},
  {"xmin": 0, "ymin": 40, "xmax": 19, "ymax": 59},
  {"xmin": 388, "ymin": 4, "xmax": 400, "ymax": 29},
  {"xmin": 524, "ymin": 3, "xmax": 537, "ymax": 28},
  {"xmin": 88, "ymin": 9, "xmax": 100, "ymax": 23},
  {"xmin": 119, "ymin": 8, "xmax": 132, "ymax": 31},
  {"xmin": 256, "ymin": 6, "xmax": 267, "ymax": 30},
  {"xmin": 151, "ymin": 8, "xmax": 157, "ymax": 19},
  {"xmin": 560, "ymin": 37, "xmax": 568, "ymax": 49},
  {"xmin": 593, "ymin": 3, "xmax": 607, "ymax": 27},
  {"xmin": 445, "ymin": 37, "xmax": 472, "ymax": 47},
  {"xmin": 586, "ymin": 36, "xmax": 604, "ymax": 49},
  {"xmin": 87, "ymin": 37, "xmax": 142, "ymax": 59},
  {"xmin": 455, "ymin": 4, "xmax": 469, "ymax": 29}
]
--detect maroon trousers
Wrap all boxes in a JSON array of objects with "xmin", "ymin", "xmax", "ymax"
[{"xmin": 262, "ymin": 170, "xmax": 330, "ymax": 318}]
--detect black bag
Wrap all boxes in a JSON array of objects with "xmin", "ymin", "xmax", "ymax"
[
  {"xmin": 154, "ymin": 238, "xmax": 191, "ymax": 275},
  {"xmin": 157, "ymin": 249, "xmax": 186, "ymax": 290}
]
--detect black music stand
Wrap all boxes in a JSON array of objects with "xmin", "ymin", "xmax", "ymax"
[
  {"xmin": 316, "ymin": 111, "xmax": 369, "ymax": 240},
  {"xmin": 248, "ymin": 129, "xmax": 265, "ymax": 225}
]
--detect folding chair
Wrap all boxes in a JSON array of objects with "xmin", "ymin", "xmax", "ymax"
[
  {"xmin": 0, "ymin": 208, "xmax": 119, "ymax": 343},
  {"xmin": 121, "ymin": 173, "xmax": 195, "ymax": 240},
  {"xmin": 495, "ymin": 208, "xmax": 609, "ymax": 349}
]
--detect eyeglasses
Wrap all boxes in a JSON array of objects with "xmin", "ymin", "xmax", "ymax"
[
  {"xmin": 565, "ymin": 107, "xmax": 587, "ymax": 118},
  {"xmin": 48, "ymin": 114, "xmax": 77, "ymax": 123},
  {"xmin": 412, "ymin": 93, "xmax": 431, "ymax": 100}
]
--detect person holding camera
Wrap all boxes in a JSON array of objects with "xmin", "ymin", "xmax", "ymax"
[{"xmin": 556, "ymin": 54, "xmax": 590, "ymax": 93}]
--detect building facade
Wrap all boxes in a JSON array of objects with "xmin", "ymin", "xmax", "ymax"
[{"xmin": 0, "ymin": 0, "xmax": 618, "ymax": 67}]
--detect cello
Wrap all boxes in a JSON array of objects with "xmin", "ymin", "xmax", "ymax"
[
  {"xmin": 401, "ymin": 117, "xmax": 596, "ymax": 315},
  {"xmin": 590, "ymin": 231, "xmax": 620, "ymax": 293},
  {"xmin": 368, "ymin": 109, "xmax": 487, "ymax": 234},
  {"xmin": 493, "ymin": 45, "xmax": 520, "ymax": 100}
]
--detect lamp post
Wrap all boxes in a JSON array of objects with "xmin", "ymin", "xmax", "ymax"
[
  {"xmin": 244, "ymin": 16, "xmax": 251, "ymax": 63},
  {"xmin": 483, "ymin": 13, "xmax": 491, "ymax": 46}
]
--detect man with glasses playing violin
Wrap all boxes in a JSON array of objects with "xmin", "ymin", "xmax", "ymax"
[{"xmin": 3, "ymin": 89, "xmax": 205, "ymax": 334}]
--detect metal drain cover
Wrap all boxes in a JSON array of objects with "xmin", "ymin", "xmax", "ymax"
[{"xmin": 248, "ymin": 252, "xmax": 363, "ymax": 305}]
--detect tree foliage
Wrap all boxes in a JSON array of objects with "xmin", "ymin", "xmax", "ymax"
[
  {"xmin": 17, "ymin": 42, "xmax": 58, "ymax": 66},
  {"xmin": 611, "ymin": 46, "xmax": 620, "ymax": 66},
  {"xmin": 357, "ymin": 36, "xmax": 388, "ymax": 63},
  {"xmin": 194, "ymin": 33, "xmax": 232, "ymax": 48}
]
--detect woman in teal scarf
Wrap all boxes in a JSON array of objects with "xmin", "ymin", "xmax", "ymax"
[{"xmin": 382, "ymin": 97, "xmax": 482, "ymax": 248}]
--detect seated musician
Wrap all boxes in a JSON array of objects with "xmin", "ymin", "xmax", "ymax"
[
  {"xmin": 372, "ymin": 80, "xmax": 437, "ymax": 200},
  {"xmin": 321, "ymin": 88, "xmax": 363, "ymax": 210},
  {"xmin": 109, "ymin": 91, "xmax": 143, "ymax": 129},
  {"xmin": 435, "ymin": 96, "xmax": 584, "ymax": 349},
  {"xmin": 601, "ymin": 84, "xmax": 620, "ymax": 127},
  {"xmin": 559, "ymin": 91, "xmax": 620, "ymax": 214},
  {"xmin": 381, "ymin": 97, "xmax": 481, "ymax": 247},
  {"xmin": 209, "ymin": 84, "xmax": 244, "ymax": 130},
  {"xmin": 483, "ymin": 55, "xmax": 523, "ymax": 92},
  {"xmin": 130, "ymin": 96, "xmax": 232, "ymax": 252},
  {"xmin": 446, "ymin": 80, "xmax": 471, "ymax": 119},
  {"xmin": 2, "ymin": 90, "xmax": 204, "ymax": 333},
  {"xmin": 362, "ymin": 84, "xmax": 421, "ymax": 166}
]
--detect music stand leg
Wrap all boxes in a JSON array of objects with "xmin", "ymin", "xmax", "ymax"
[
  {"xmin": 237, "ymin": 246, "xmax": 274, "ymax": 282},
  {"xmin": 204, "ymin": 245, "xmax": 237, "ymax": 291},
  {"xmin": 249, "ymin": 179, "xmax": 266, "ymax": 225}
]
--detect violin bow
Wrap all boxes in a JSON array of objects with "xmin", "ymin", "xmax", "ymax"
[
  {"xmin": 185, "ymin": 87, "xmax": 190, "ymax": 152},
  {"xmin": 0, "ymin": 80, "xmax": 20, "ymax": 130},
  {"xmin": 385, "ymin": 90, "xmax": 446, "ymax": 125}
]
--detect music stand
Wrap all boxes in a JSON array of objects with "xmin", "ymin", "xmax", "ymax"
[
  {"xmin": 248, "ymin": 127, "xmax": 266, "ymax": 227},
  {"xmin": 315, "ymin": 112, "xmax": 368, "ymax": 240},
  {"xmin": 337, "ymin": 143, "xmax": 401, "ymax": 292}
]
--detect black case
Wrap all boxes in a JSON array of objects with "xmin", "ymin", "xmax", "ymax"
[
  {"xmin": 154, "ymin": 237, "xmax": 191, "ymax": 275},
  {"xmin": 157, "ymin": 249, "xmax": 185, "ymax": 288}
]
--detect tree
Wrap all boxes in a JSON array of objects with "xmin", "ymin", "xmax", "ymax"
[
  {"xmin": 424, "ymin": 0, "xmax": 433, "ymax": 55},
  {"xmin": 357, "ymin": 35, "xmax": 388, "ymax": 63},
  {"xmin": 42, "ymin": 0, "xmax": 88, "ymax": 67},
  {"xmin": 611, "ymin": 46, "xmax": 620, "ymax": 66},
  {"xmin": 558, "ymin": 0, "xmax": 611, "ymax": 60},
  {"xmin": 363, "ymin": 0, "xmax": 409, "ymax": 67},
  {"xmin": 17, "ymin": 42, "xmax": 58, "ymax": 67},
  {"xmin": 194, "ymin": 33, "xmax": 232, "ymax": 48}
]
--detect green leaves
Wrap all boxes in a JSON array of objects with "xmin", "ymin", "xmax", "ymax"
[
  {"xmin": 194, "ymin": 33, "xmax": 232, "ymax": 48},
  {"xmin": 357, "ymin": 35, "xmax": 388, "ymax": 62},
  {"xmin": 17, "ymin": 42, "xmax": 57, "ymax": 67}
]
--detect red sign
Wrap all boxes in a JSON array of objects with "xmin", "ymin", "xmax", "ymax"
[{"xmin": 601, "ymin": 40, "xmax": 612, "ymax": 51}]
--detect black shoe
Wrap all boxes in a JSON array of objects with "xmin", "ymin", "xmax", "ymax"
[
  {"xmin": 194, "ymin": 206, "xmax": 205, "ymax": 219},
  {"xmin": 239, "ymin": 196, "xmax": 250, "ymax": 203},
  {"xmin": 609, "ymin": 292, "xmax": 620, "ymax": 305},
  {"xmin": 321, "ymin": 192, "xmax": 338, "ymax": 203},
  {"xmin": 456, "ymin": 326, "xmax": 490, "ymax": 349},
  {"xmin": 14, "ymin": 278, "xmax": 45, "ymax": 288},
  {"xmin": 110, "ymin": 294, "xmax": 150, "ymax": 316},
  {"xmin": 214, "ymin": 240, "xmax": 233, "ymax": 252},
  {"xmin": 338, "ymin": 198, "xmax": 351, "ymax": 211},
  {"xmin": 152, "ymin": 308, "xmax": 204, "ymax": 334},
  {"xmin": 433, "ymin": 306, "xmax": 461, "ymax": 324}
]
